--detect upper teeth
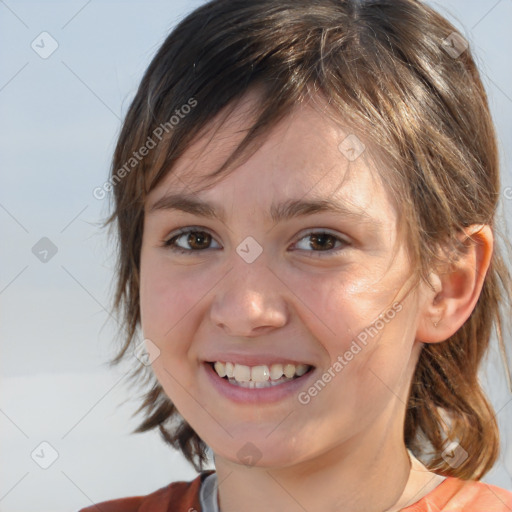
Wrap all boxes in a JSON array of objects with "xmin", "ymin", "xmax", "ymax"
[{"xmin": 213, "ymin": 362, "xmax": 309, "ymax": 382}]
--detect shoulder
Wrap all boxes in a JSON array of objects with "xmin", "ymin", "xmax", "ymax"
[
  {"xmin": 78, "ymin": 471, "xmax": 212, "ymax": 512},
  {"xmin": 403, "ymin": 476, "xmax": 512, "ymax": 511}
]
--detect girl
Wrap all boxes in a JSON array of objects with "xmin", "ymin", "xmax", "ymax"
[{"xmin": 82, "ymin": 0, "xmax": 512, "ymax": 510}]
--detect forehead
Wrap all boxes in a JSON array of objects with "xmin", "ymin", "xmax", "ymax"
[{"xmin": 147, "ymin": 91, "xmax": 397, "ymax": 229}]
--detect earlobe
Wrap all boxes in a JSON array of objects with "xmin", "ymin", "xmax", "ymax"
[{"xmin": 416, "ymin": 224, "xmax": 493, "ymax": 344}]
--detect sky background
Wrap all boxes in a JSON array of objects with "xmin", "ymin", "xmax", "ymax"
[{"xmin": 0, "ymin": 1, "xmax": 511, "ymax": 511}]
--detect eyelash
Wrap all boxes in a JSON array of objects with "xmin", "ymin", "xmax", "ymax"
[{"xmin": 163, "ymin": 226, "xmax": 350, "ymax": 257}]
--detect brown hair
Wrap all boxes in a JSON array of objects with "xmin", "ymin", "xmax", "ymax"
[{"xmin": 106, "ymin": 0, "xmax": 512, "ymax": 479}]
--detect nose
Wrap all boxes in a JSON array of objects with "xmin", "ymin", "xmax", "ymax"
[{"xmin": 209, "ymin": 257, "xmax": 289, "ymax": 338}]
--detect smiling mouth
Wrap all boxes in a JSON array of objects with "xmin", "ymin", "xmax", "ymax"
[{"xmin": 208, "ymin": 361, "xmax": 314, "ymax": 389}]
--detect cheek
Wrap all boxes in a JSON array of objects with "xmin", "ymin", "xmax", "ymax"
[
  {"xmin": 289, "ymin": 266, "xmax": 408, "ymax": 350},
  {"xmin": 334, "ymin": 295, "xmax": 419, "ymax": 406},
  {"xmin": 140, "ymin": 255, "xmax": 186, "ymax": 345},
  {"xmin": 139, "ymin": 255, "xmax": 219, "ymax": 351},
  {"xmin": 140, "ymin": 261, "xmax": 169, "ymax": 338},
  {"xmin": 139, "ymin": 255, "xmax": 207, "ymax": 409},
  {"xmin": 291, "ymin": 267, "xmax": 419, "ymax": 399}
]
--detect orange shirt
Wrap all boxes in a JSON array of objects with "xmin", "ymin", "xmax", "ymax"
[{"xmin": 79, "ymin": 471, "xmax": 512, "ymax": 511}]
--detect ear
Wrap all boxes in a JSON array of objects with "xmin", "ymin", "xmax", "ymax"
[{"xmin": 416, "ymin": 224, "xmax": 493, "ymax": 344}]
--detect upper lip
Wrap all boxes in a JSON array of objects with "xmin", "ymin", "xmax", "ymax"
[{"xmin": 203, "ymin": 353, "xmax": 315, "ymax": 367}]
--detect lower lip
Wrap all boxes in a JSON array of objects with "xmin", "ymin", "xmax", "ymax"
[{"xmin": 202, "ymin": 362, "xmax": 315, "ymax": 404}]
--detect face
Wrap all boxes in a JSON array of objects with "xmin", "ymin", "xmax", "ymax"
[{"xmin": 140, "ymin": 91, "xmax": 429, "ymax": 469}]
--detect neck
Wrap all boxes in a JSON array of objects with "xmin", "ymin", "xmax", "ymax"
[{"xmin": 214, "ymin": 409, "xmax": 417, "ymax": 512}]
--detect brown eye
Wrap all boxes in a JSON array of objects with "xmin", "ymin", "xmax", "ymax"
[
  {"xmin": 308, "ymin": 233, "xmax": 336, "ymax": 251},
  {"xmin": 164, "ymin": 228, "xmax": 220, "ymax": 253},
  {"xmin": 184, "ymin": 231, "xmax": 211, "ymax": 250},
  {"xmin": 293, "ymin": 231, "xmax": 349, "ymax": 256}
]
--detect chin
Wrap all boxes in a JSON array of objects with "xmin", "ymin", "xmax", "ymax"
[{"xmin": 211, "ymin": 436, "xmax": 308, "ymax": 469}]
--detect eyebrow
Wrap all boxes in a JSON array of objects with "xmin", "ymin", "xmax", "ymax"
[{"xmin": 149, "ymin": 193, "xmax": 380, "ymax": 227}]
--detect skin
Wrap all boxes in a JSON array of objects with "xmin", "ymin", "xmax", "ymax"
[{"xmin": 139, "ymin": 90, "xmax": 493, "ymax": 512}]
